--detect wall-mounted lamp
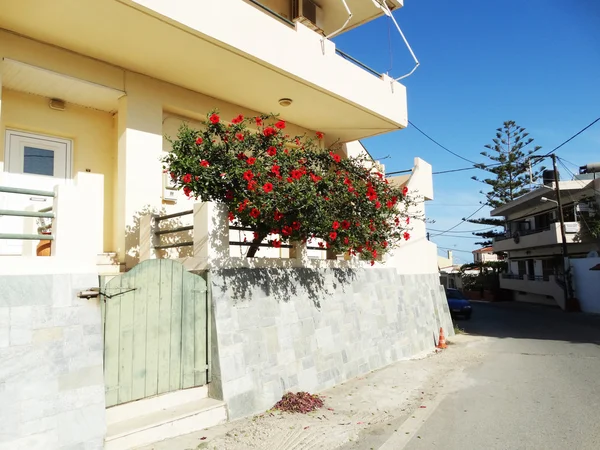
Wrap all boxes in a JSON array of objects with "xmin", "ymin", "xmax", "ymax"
[{"xmin": 278, "ymin": 98, "xmax": 293, "ymax": 107}]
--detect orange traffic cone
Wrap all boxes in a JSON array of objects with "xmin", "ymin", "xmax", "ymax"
[{"xmin": 437, "ymin": 327, "xmax": 447, "ymax": 349}]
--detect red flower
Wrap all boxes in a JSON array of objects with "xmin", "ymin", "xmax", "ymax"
[
  {"xmin": 263, "ymin": 127, "xmax": 276, "ymax": 137},
  {"xmin": 225, "ymin": 190, "xmax": 234, "ymax": 200},
  {"xmin": 182, "ymin": 173, "xmax": 192, "ymax": 184},
  {"xmin": 236, "ymin": 133, "xmax": 244, "ymax": 141},
  {"xmin": 263, "ymin": 182, "xmax": 274, "ymax": 193},
  {"xmin": 382, "ymin": 241, "xmax": 388, "ymax": 248},
  {"xmin": 310, "ymin": 173, "xmax": 322, "ymax": 183},
  {"xmin": 247, "ymin": 157, "xmax": 256, "ymax": 165},
  {"xmin": 271, "ymin": 164, "xmax": 281, "ymax": 176},
  {"xmin": 243, "ymin": 170, "xmax": 254, "ymax": 181},
  {"xmin": 183, "ymin": 186, "xmax": 192, "ymax": 197},
  {"xmin": 406, "ymin": 217, "xmax": 410, "ymax": 224},
  {"xmin": 316, "ymin": 131, "xmax": 324, "ymax": 140},
  {"xmin": 292, "ymin": 221, "xmax": 301, "ymax": 230},
  {"xmin": 274, "ymin": 211, "xmax": 284, "ymax": 221},
  {"xmin": 341, "ymin": 220, "xmax": 351, "ymax": 230},
  {"xmin": 170, "ymin": 171, "xmax": 176, "ymax": 180},
  {"xmin": 402, "ymin": 186, "xmax": 408, "ymax": 196},
  {"xmin": 291, "ymin": 169, "xmax": 303, "ymax": 180},
  {"xmin": 372, "ymin": 249, "xmax": 378, "ymax": 259},
  {"xmin": 318, "ymin": 242, "xmax": 324, "ymax": 248},
  {"xmin": 247, "ymin": 180, "xmax": 258, "ymax": 191},
  {"xmin": 231, "ymin": 114, "xmax": 244, "ymax": 124},
  {"xmin": 344, "ymin": 237, "xmax": 349, "ymax": 245},
  {"xmin": 253, "ymin": 231, "xmax": 259, "ymax": 240},
  {"xmin": 272, "ymin": 240, "xmax": 282, "ymax": 248},
  {"xmin": 287, "ymin": 177, "xmax": 294, "ymax": 183},
  {"xmin": 236, "ymin": 152, "xmax": 247, "ymax": 160},
  {"xmin": 329, "ymin": 231, "xmax": 337, "ymax": 241},
  {"xmin": 275, "ymin": 120, "xmax": 286, "ymax": 129},
  {"xmin": 332, "ymin": 221, "xmax": 340, "ymax": 230},
  {"xmin": 195, "ymin": 137, "xmax": 203, "ymax": 145},
  {"xmin": 282, "ymin": 226, "xmax": 293, "ymax": 237},
  {"xmin": 200, "ymin": 160, "xmax": 210, "ymax": 168},
  {"xmin": 267, "ymin": 146, "xmax": 277, "ymax": 156},
  {"xmin": 255, "ymin": 117, "xmax": 263, "ymax": 126},
  {"xmin": 370, "ymin": 260, "xmax": 375, "ymax": 266},
  {"xmin": 228, "ymin": 212, "xmax": 235, "ymax": 222},
  {"xmin": 250, "ymin": 208, "xmax": 260, "ymax": 219},
  {"xmin": 375, "ymin": 201, "xmax": 381, "ymax": 209},
  {"xmin": 295, "ymin": 138, "xmax": 301, "ymax": 146},
  {"xmin": 237, "ymin": 199, "xmax": 249, "ymax": 212},
  {"xmin": 404, "ymin": 232, "xmax": 411, "ymax": 240},
  {"xmin": 329, "ymin": 152, "xmax": 341, "ymax": 163},
  {"xmin": 386, "ymin": 200, "xmax": 394, "ymax": 209},
  {"xmin": 209, "ymin": 113, "xmax": 220, "ymax": 124}
]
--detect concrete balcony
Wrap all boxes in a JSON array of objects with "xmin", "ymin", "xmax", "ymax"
[
  {"xmin": 493, "ymin": 222, "xmax": 580, "ymax": 253},
  {"xmin": 0, "ymin": 0, "xmax": 407, "ymax": 143},
  {"xmin": 500, "ymin": 274, "xmax": 564, "ymax": 308}
]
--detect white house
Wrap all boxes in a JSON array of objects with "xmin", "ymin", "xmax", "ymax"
[
  {"xmin": 0, "ymin": 2, "xmax": 454, "ymax": 449},
  {"xmin": 492, "ymin": 165, "xmax": 600, "ymax": 309}
]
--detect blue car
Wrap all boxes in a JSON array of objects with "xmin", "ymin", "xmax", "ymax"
[{"xmin": 446, "ymin": 289, "xmax": 472, "ymax": 320}]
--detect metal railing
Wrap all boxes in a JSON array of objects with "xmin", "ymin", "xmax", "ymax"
[
  {"xmin": 495, "ymin": 226, "xmax": 552, "ymax": 242},
  {"xmin": 153, "ymin": 209, "xmax": 194, "ymax": 250},
  {"xmin": 0, "ymin": 186, "xmax": 55, "ymax": 241},
  {"xmin": 335, "ymin": 49, "xmax": 382, "ymax": 78},
  {"xmin": 502, "ymin": 273, "xmax": 550, "ymax": 282}
]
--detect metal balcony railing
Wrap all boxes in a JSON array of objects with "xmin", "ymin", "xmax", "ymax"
[{"xmin": 0, "ymin": 185, "xmax": 55, "ymax": 242}]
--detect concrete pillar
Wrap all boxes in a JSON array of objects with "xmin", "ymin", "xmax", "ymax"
[
  {"xmin": 193, "ymin": 202, "xmax": 229, "ymax": 267},
  {"xmin": 116, "ymin": 76, "xmax": 163, "ymax": 268},
  {"xmin": 139, "ymin": 214, "xmax": 158, "ymax": 261},
  {"xmin": 51, "ymin": 173, "xmax": 103, "ymax": 263}
]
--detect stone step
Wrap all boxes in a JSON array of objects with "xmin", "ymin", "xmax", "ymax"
[{"xmin": 105, "ymin": 395, "xmax": 227, "ymax": 450}]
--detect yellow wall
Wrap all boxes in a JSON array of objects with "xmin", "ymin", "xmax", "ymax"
[{"xmin": 0, "ymin": 89, "xmax": 116, "ymax": 252}]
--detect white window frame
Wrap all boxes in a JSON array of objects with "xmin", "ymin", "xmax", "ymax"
[{"xmin": 4, "ymin": 129, "xmax": 73, "ymax": 179}]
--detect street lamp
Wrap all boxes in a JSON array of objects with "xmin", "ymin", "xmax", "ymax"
[{"xmin": 540, "ymin": 197, "xmax": 558, "ymax": 205}]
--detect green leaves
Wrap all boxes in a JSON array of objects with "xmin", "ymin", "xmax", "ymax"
[{"xmin": 162, "ymin": 110, "xmax": 414, "ymax": 263}]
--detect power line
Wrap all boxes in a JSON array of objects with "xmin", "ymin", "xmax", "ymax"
[
  {"xmin": 427, "ymin": 226, "xmax": 498, "ymax": 233},
  {"xmin": 437, "ymin": 246, "xmax": 475, "ymax": 254},
  {"xmin": 432, "ymin": 203, "xmax": 488, "ymax": 237},
  {"xmin": 430, "ymin": 234, "xmax": 483, "ymax": 239},
  {"xmin": 408, "ymin": 120, "xmax": 478, "ymax": 165},
  {"xmin": 531, "ymin": 117, "xmax": 600, "ymax": 165}
]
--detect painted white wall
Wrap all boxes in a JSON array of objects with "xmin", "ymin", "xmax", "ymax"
[
  {"xmin": 571, "ymin": 257, "xmax": 600, "ymax": 313},
  {"xmin": 128, "ymin": 0, "xmax": 407, "ymax": 129}
]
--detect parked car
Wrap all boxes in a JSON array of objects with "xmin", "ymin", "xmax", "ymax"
[{"xmin": 445, "ymin": 289, "xmax": 472, "ymax": 320}]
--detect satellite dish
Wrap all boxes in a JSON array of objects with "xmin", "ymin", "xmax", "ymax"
[{"xmin": 587, "ymin": 250, "xmax": 599, "ymax": 258}]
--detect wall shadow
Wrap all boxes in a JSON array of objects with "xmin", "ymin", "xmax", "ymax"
[{"xmin": 213, "ymin": 267, "xmax": 358, "ymax": 309}]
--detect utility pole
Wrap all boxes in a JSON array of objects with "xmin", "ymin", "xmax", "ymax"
[{"xmin": 550, "ymin": 154, "xmax": 576, "ymax": 309}]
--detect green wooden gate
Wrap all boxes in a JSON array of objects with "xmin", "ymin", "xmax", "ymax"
[{"xmin": 101, "ymin": 259, "xmax": 210, "ymax": 408}]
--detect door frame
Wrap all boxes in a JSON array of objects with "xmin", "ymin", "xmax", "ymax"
[{"xmin": 4, "ymin": 128, "xmax": 73, "ymax": 179}]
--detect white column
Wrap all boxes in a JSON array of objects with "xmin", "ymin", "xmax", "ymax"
[
  {"xmin": 116, "ymin": 76, "xmax": 164, "ymax": 268},
  {"xmin": 193, "ymin": 202, "xmax": 229, "ymax": 268},
  {"xmin": 51, "ymin": 173, "xmax": 102, "ymax": 263},
  {"xmin": 139, "ymin": 214, "xmax": 158, "ymax": 261}
]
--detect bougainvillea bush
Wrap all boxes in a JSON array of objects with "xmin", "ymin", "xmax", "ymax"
[{"xmin": 163, "ymin": 111, "xmax": 415, "ymax": 264}]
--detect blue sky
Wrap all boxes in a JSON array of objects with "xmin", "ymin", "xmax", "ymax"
[{"xmin": 334, "ymin": 0, "xmax": 600, "ymax": 265}]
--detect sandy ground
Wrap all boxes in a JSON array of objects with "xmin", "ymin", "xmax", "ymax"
[{"xmin": 140, "ymin": 332, "xmax": 487, "ymax": 450}]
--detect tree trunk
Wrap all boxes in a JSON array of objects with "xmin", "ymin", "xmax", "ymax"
[{"xmin": 246, "ymin": 232, "xmax": 267, "ymax": 258}]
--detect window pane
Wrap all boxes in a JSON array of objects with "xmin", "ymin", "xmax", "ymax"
[{"xmin": 23, "ymin": 147, "xmax": 54, "ymax": 176}]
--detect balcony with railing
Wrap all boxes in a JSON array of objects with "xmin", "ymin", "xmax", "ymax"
[
  {"xmin": 500, "ymin": 272, "xmax": 564, "ymax": 307},
  {"xmin": 493, "ymin": 222, "xmax": 581, "ymax": 253}
]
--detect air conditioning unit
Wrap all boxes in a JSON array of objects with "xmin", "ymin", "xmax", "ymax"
[
  {"xmin": 292, "ymin": 0, "xmax": 324, "ymax": 33},
  {"xmin": 563, "ymin": 222, "xmax": 580, "ymax": 234}
]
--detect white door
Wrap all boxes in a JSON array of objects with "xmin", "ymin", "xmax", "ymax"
[{"xmin": 1, "ymin": 130, "xmax": 72, "ymax": 255}]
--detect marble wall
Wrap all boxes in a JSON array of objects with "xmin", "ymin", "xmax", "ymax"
[{"xmin": 0, "ymin": 266, "xmax": 106, "ymax": 450}]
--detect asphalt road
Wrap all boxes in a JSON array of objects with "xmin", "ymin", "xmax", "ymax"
[{"xmin": 404, "ymin": 301, "xmax": 600, "ymax": 450}]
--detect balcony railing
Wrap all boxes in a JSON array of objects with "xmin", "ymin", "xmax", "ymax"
[
  {"xmin": 495, "ymin": 226, "xmax": 551, "ymax": 242},
  {"xmin": 246, "ymin": 0, "xmax": 383, "ymax": 80}
]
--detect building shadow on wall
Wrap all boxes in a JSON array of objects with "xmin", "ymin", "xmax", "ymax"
[
  {"xmin": 125, "ymin": 205, "xmax": 193, "ymax": 265},
  {"xmin": 215, "ymin": 267, "xmax": 358, "ymax": 309}
]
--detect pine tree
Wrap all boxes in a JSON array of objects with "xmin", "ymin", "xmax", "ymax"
[{"xmin": 467, "ymin": 121, "xmax": 545, "ymax": 247}]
